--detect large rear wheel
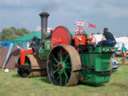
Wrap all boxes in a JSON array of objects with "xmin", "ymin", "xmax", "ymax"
[{"xmin": 47, "ymin": 45, "xmax": 81, "ymax": 86}]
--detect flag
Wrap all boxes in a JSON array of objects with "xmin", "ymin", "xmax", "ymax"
[
  {"xmin": 88, "ymin": 23, "xmax": 96, "ymax": 28},
  {"xmin": 76, "ymin": 20, "xmax": 85, "ymax": 26}
]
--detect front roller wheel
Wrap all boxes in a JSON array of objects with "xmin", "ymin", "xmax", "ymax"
[
  {"xmin": 17, "ymin": 58, "xmax": 31, "ymax": 77},
  {"xmin": 47, "ymin": 45, "xmax": 81, "ymax": 86}
]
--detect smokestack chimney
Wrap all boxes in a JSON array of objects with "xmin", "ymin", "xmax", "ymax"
[{"xmin": 39, "ymin": 12, "xmax": 49, "ymax": 43}]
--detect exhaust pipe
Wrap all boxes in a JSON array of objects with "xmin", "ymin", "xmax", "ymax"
[{"xmin": 39, "ymin": 12, "xmax": 49, "ymax": 44}]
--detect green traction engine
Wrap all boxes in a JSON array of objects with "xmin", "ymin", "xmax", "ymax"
[{"xmin": 17, "ymin": 12, "xmax": 113, "ymax": 86}]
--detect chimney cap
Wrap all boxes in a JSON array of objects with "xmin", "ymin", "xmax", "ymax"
[{"xmin": 39, "ymin": 12, "xmax": 49, "ymax": 17}]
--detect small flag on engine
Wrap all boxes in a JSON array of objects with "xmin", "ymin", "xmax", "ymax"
[
  {"xmin": 88, "ymin": 23, "xmax": 96, "ymax": 28},
  {"xmin": 76, "ymin": 20, "xmax": 85, "ymax": 26}
]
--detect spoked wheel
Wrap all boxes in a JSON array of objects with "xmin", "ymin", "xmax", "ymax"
[
  {"xmin": 47, "ymin": 45, "xmax": 81, "ymax": 86},
  {"xmin": 17, "ymin": 58, "xmax": 31, "ymax": 77}
]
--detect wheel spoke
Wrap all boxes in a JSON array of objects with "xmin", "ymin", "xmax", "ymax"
[
  {"xmin": 59, "ymin": 73, "xmax": 63, "ymax": 85},
  {"xmin": 64, "ymin": 64, "xmax": 71, "ymax": 69},
  {"xmin": 63, "ymin": 55, "xmax": 71, "ymax": 69},
  {"xmin": 53, "ymin": 64, "xmax": 57, "ymax": 68},
  {"xmin": 52, "ymin": 54, "xmax": 59, "ymax": 63},
  {"xmin": 63, "ymin": 70, "xmax": 68, "ymax": 84},
  {"xmin": 53, "ymin": 67, "xmax": 60, "ymax": 74},
  {"xmin": 59, "ymin": 49, "xmax": 63, "ymax": 62},
  {"xmin": 64, "ymin": 55, "xmax": 69, "ymax": 62},
  {"xmin": 50, "ymin": 70, "xmax": 54, "ymax": 79}
]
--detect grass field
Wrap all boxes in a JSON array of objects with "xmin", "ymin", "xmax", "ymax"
[{"xmin": 0, "ymin": 65, "xmax": 128, "ymax": 96}]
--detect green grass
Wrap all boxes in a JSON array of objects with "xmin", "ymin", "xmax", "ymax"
[{"xmin": 0, "ymin": 65, "xmax": 128, "ymax": 96}]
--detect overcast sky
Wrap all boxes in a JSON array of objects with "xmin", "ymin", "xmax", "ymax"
[{"xmin": 0, "ymin": 0, "xmax": 128, "ymax": 36}]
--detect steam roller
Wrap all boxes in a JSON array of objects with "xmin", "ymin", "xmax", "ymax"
[{"xmin": 17, "ymin": 11, "xmax": 114, "ymax": 86}]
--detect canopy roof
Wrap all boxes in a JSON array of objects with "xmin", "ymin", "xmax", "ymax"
[{"xmin": 12, "ymin": 31, "xmax": 41, "ymax": 44}]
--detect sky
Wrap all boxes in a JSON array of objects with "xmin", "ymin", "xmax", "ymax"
[{"xmin": 0, "ymin": 0, "xmax": 128, "ymax": 36}]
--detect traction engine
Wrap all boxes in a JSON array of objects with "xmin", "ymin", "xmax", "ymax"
[{"xmin": 17, "ymin": 12, "xmax": 113, "ymax": 86}]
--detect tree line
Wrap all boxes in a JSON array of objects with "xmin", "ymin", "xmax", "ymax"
[{"xmin": 0, "ymin": 27, "xmax": 30, "ymax": 40}]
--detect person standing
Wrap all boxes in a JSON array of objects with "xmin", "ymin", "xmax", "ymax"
[{"xmin": 121, "ymin": 43, "xmax": 127, "ymax": 64}]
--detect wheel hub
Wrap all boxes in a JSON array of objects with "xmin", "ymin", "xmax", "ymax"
[{"xmin": 57, "ymin": 63, "xmax": 63, "ymax": 69}]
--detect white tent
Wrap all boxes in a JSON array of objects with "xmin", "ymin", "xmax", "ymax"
[
  {"xmin": 94, "ymin": 34, "xmax": 103, "ymax": 44},
  {"xmin": 93, "ymin": 35, "xmax": 128, "ymax": 50},
  {"xmin": 115, "ymin": 36, "xmax": 128, "ymax": 50},
  {"xmin": 116, "ymin": 37, "xmax": 128, "ymax": 44}
]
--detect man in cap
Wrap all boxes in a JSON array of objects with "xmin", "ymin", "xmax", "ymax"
[{"xmin": 97, "ymin": 28, "xmax": 116, "ymax": 47}]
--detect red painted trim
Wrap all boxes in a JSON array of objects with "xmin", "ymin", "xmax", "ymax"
[{"xmin": 20, "ymin": 49, "xmax": 33, "ymax": 65}]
